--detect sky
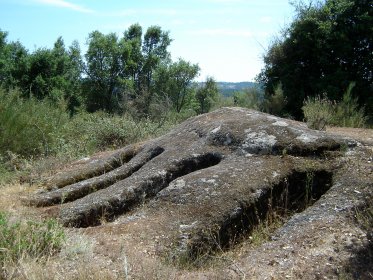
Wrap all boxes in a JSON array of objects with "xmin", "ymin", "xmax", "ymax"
[{"xmin": 0, "ymin": 0, "xmax": 296, "ymax": 82}]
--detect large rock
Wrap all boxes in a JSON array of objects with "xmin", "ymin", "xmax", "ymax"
[{"xmin": 26, "ymin": 107, "xmax": 356, "ymax": 262}]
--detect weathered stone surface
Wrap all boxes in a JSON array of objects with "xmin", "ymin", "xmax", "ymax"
[{"xmin": 26, "ymin": 107, "xmax": 357, "ymax": 261}]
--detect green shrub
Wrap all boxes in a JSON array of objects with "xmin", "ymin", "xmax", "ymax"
[
  {"xmin": 212, "ymin": 88, "xmax": 263, "ymax": 112},
  {"xmin": 331, "ymin": 82, "xmax": 367, "ymax": 128},
  {"xmin": 0, "ymin": 88, "xmax": 178, "ymax": 160},
  {"xmin": 0, "ymin": 88, "xmax": 69, "ymax": 157},
  {"xmin": 0, "ymin": 212, "xmax": 65, "ymax": 266},
  {"xmin": 0, "ymin": 88, "xmax": 183, "ymax": 182},
  {"xmin": 302, "ymin": 83, "xmax": 367, "ymax": 129},
  {"xmin": 262, "ymin": 83, "xmax": 287, "ymax": 117},
  {"xmin": 59, "ymin": 111, "xmax": 176, "ymax": 154},
  {"xmin": 232, "ymin": 89, "xmax": 261, "ymax": 110},
  {"xmin": 302, "ymin": 94, "xmax": 334, "ymax": 130}
]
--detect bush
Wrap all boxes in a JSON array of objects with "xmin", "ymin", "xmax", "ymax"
[
  {"xmin": 0, "ymin": 212, "xmax": 65, "ymax": 267},
  {"xmin": 232, "ymin": 89, "xmax": 262, "ymax": 110},
  {"xmin": 302, "ymin": 83, "xmax": 367, "ymax": 130},
  {"xmin": 212, "ymin": 87, "xmax": 263, "ymax": 111},
  {"xmin": 60, "ymin": 111, "xmax": 176, "ymax": 153},
  {"xmin": 262, "ymin": 83, "xmax": 287, "ymax": 116},
  {"xmin": 302, "ymin": 94, "xmax": 334, "ymax": 130},
  {"xmin": 332, "ymin": 82, "xmax": 367, "ymax": 128},
  {"xmin": 0, "ymin": 88, "xmax": 183, "ymax": 183},
  {"xmin": 0, "ymin": 88, "xmax": 69, "ymax": 157}
]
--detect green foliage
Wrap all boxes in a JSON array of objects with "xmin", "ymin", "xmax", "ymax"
[
  {"xmin": 302, "ymin": 94, "xmax": 334, "ymax": 130},
  {"xmin": 211, "ymin": 86, "xmax": 263, "ymax": 112},
  {"xmin": 258, "ymin": 0, "xmax": 373, "ymax": 120},
  {"xmin": 0, "ymin": 30, "xmax": 28, "ymax": 90},
  {"xmin": 302, "ymin": 83, "xmax": 367, "ymax": 129},
  {"xmin": 217, "ymin": 82, "xmax": 258, "ymax": 97},
  {"xmin": 332, "ymin": 82, "xmax": 367, "ymax": 127},
  {"xmin": 142, "ymin": 26, "xmax": 172, "ymax": 90},
  {"xmin": 61, "ymin": 111, "xmax": 175, "ymax": 152},
  {"xmin": 0, "ymin": 212, "xmax": 65, "ymax": 266},
  {"xmin": 232, "ymin": 87, "xmax": 262, "ymax": 110},
  {"xmin": 154, "ymin": 58, "xmax": 200, "ymax": 113},
  {"xmin": 25, "ymin": 38, "xmax": 82, "ymax": 113},
  {"xmin": 83, "ymin": 25, "xmax": 172, "ymax": 114},
  {"xmin": 196, "ymin": 77, "xmax": 219, "ymax": 114},
  {"xmin": 83, "ymin": 31, "xmax": 131, "ymax": 113},
  {"xmin": 0, "ymin": 25, "xmax": 201, "ymax": 118},
  {"xmin": 0, "ymin": 88, "xmax": 69, "ymax": 157},
  {"xmin": 0, "ymin": 32, "xmax": 83, "ymax": 115},
  {"xmin": 0, "ymin": 86, "xmax": 179, "ymax": 161},
  {"xmin": 262, "ymin": 83, "xmax": 287, "ymax": 116}
]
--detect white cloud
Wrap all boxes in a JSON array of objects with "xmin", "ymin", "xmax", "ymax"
[
  {"xmin": 34, "ymin": 0, "xmax": 94, "ymax": 13},
  {"xmin": 191, "ymin": 28, "xmax": 252, "ymax": 38}
]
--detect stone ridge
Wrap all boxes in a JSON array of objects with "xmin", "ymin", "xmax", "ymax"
[{"xmin": 25, "ymin": 107, "xmax": 357, "ymax": 262}]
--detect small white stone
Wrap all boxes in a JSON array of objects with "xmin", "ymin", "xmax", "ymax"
[
  {"xmin": 272, "ymin": 120, "xmax": 288, "ymax": 127},
  {"xmin": 211, "ymin": 126, "xmax": 221, "ymax": 134},
  {"xmin": 296, "ymin": 133, "xmax": 318, "ymax": 143},
  {"xmin": 272, "ymin": 171, "xmax": 280, "ymax": 178}
]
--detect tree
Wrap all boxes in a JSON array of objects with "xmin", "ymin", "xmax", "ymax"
[
  {"xmin": 124, "ymin": 24, "xmax": 143, "ymax": 93},
  {"xmin": 0, "ymin": 30, "xmax": 29, "ymax": 90},
  {"xmin": 25, "ymin": 38, "xmax": 83, "ymax": 113},
  {"xmin": 195, "ymin": 77, "xmax": 218, "ymax": 114},
  {"xmin": 84, "ymin": 31, "xmax": 131, "ymax": 112},
  {"xmin": 65, "ymin": 40, "xmax": 84, "ymax": 114},
  {"xmin": 258, "ymin": 0, "xmax": 373, "ymax": 120},
  {"xmin": 141, "ymin": 26, "xmax": 172, "ymax": 91},
  {"xmin": 83, "ymin": 25, "xmax": 172, "ymax": 114},
  {"xmin": 0, "ymin": 31, "xmax": 82, "ymax": 114},
  {"xmin": 154, "ymin": 58, "xmax": 200, "ymax": 113}
]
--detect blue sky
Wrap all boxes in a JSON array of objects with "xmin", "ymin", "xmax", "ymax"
[{"xmin": 0, "ymin": 0, "xmax": 295, "ymax": 82}]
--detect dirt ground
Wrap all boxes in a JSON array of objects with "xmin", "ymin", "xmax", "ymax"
[
  {"xmin": 326, "ymin": 126, "xmax": 373, "ymax": 146},
  {"xmin": 1, "ymin": 126, "xmax": 372, "ymax": 280}
]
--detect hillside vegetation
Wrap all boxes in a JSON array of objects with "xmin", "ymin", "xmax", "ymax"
[{"xmin": 1, "ymin": 0, "xmax": 371, "ymax": 185}]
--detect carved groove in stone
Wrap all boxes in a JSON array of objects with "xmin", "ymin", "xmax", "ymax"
[
  {"xmin": 60, "ymin": 152, "xmax": 223, "ymax": 227},
  {"xmin": 28, "ymin": 146, "xmax": 165, "ymax": 207}
]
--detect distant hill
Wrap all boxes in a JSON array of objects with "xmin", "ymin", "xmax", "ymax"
[{"xmin": 216, "ymin": 82, "xmax": 259, "ymax": 97}]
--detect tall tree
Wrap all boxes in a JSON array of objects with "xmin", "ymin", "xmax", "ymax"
[
  {"xmin": 195, "ymin": 77, "xmax": 218, "ymax": 114},
  {"xmin": 83, "ymin": 25, "xmax": 171, "ymax": 113},
  {"xmin": 25, "ymin": 37, "xmax": 83, "ymax": 113},
  {"xmin": 84, "ymin": 31, "xmax": 131, "ymax": 112},
  {"xmin": 124, "ymin": 23, "xmax": 143, "ymax": 93},
  {"xmin": 0, "ymin": 30, "xmax": 29, "ymax": 90},
  {"xmin": 258, "ymin": 0, "xmax": 373, "ymax": 120},
  {"xmin": 141, "ymin": 25, "xmax": 172, "ymax": 91},
  {"xmin": 0, "ymin": 31, "xmax": 82, "ymax": 113},
  {"xmin": 154, "ymin": 58, "xmax": 200, "ymax": 113}
]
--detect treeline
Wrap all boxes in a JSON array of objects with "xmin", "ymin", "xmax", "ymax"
[
  {"xmin": 258, "ymin": 0, "xmax": 372, "ymax": 122},
  {"xmin": 0, "ymin": 24, "xmax": 219, "ymax": 118}
]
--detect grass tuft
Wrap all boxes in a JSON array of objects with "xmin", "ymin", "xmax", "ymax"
[{"xmin": 0, "ymin": 212, "xmax": 65, "ymax": 278}]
